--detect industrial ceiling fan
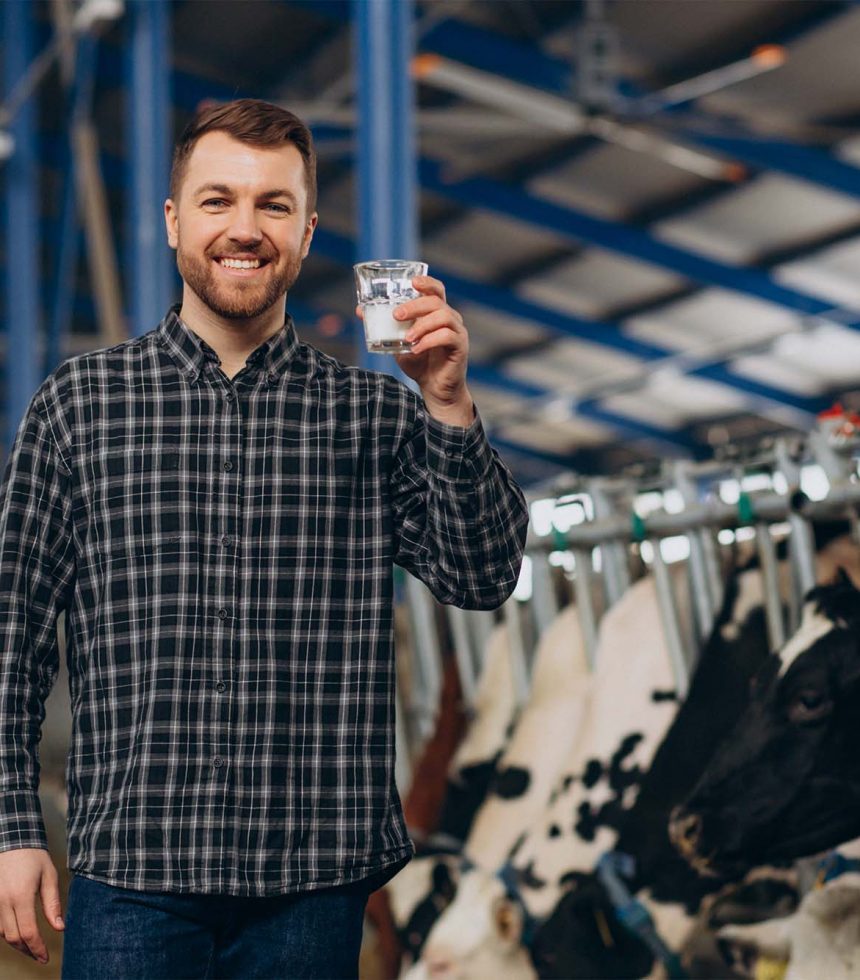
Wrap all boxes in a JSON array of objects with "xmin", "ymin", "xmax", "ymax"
[{"xmin": 411, "ymin": 0, "xmax": 796, "ymax": 183}]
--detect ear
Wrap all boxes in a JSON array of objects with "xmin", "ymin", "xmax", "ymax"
[
  {"xmin": 834, "ymin": 566, "xmax": 856, "ymax": 589},
  {"xmin": 492, "ymin": 896, "xmax": 523, "ymax": 948},
  {"xmin": 164, "ymin": 198, "xmax": 179, "ymax": 250},
  {"xmin": 301, "ymin": 211, "xmax": 318, "ymax": 259}
]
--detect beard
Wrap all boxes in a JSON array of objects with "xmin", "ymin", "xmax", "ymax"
[{"xmin": 177, "ymin": 240, "xmax": 305, "ymax": 320}]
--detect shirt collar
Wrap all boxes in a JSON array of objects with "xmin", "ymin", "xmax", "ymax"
[{"xmin": 155, "ymin": 304, "xmax": 300, "ymax": 387}]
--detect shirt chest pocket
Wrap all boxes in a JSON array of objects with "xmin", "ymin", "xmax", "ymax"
[{"xmin": 88, "ymin": 447, "xmax": 188, "ymax": 558}]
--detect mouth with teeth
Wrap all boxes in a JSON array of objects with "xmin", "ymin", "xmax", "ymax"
[{"xmin": 216, "ymin": 255, "xmax": 271, "ymax": 276}]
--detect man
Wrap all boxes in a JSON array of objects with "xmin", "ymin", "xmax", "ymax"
[{"xmin": 0, "ymin": 99, "xmax": 528, "ymax": 978}]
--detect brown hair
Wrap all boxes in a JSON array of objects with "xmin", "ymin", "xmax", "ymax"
[{"xmin": 169, "ymin": 98, "xmax": 317, "ymax": 214}]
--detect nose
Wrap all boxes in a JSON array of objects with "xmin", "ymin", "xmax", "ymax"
[
  {"xmin": 425, "ymin": 949, "xmax": 455, "ymax": 978},
  {"xmin": 226, "ymin": 203, "xmax": 263, "ymax": 246},
  {"xmin": 669, "ymin": 806, "xmax": 703, "ymax": 859}
]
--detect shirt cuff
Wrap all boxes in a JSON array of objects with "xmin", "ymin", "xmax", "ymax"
[{"xmin": 423, "ymin": 403, "xmax": 494, "ymax": 483}]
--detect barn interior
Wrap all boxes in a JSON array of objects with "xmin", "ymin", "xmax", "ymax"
[{"xmin": 3, "ymin": 1, "xmax": 860, "ymax": 977}]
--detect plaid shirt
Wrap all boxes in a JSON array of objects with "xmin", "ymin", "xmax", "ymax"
[{"xmin": 0, "ymin": 306, "xmax": 528, "ymax": 896}]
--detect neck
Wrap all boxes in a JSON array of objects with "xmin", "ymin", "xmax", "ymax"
[
  {"xmin": 834, "ymin": 836, "xmax": 860, "ymax": 860},
  {"xmin": 178, "ymin": 288, "xmax": 287, "ymax": 368}
]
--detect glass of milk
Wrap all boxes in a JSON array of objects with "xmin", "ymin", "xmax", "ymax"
[{"xmin": 354, "ymin": 260, "xmax": 428, "ymax": 354}]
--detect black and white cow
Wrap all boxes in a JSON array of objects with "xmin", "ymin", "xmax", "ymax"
[
  {"xmin": 414, "ymin": 530, "xmax": 860, "ymax": 979},
  {"xmin": 671, "ymin": 569, "xmax": 860, "ymax": 879},
  {"xmin": 407, "ymin": 569, "xmax": 698, "ymax": 979},
  {"xmin": 388, "ymin": 604, "xmax": 589, "ymax": 967},
  {"xmin": 528, "ymin": 561, "xmax": 776, "ymax": 978},
  {"xmin": 465, "ymin": 602, "xmax": 590, "ymax": 869},
  {"xmin": 669, "ymin": 570, "xmax": 860, "ymax": 980}
]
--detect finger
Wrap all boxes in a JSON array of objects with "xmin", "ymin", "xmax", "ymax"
[
  {"xmin": 405, "ymin": 309, "xmax": 466, "ymax": 343},
  {"xmin": 0, "ymin": 901, "xmax": 38, "ymax": 962},
  {"xmin": 354, "ymin": 305, "xmax": 364, "ymax": 320},
  {"xmin": 13, "ymin": 905, "xmax": 48, "ymax": 963},
  {"xmin": 411, "ymin": 275, "xmax": 446, "ymax": 302},
  {"xmin": 40, "ymin": 866, "xmax": 64, "ymax": 932},
  {"xmin": 393, "ymin": 295, "xmax": 445, "ymax": 321},
  {"xmin": 410, "ymin": 326, "xmax": 466, "ymax": 354}
]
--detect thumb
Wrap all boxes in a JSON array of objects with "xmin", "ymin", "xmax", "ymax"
[{"xmin": 40, "ymin": 874, "xmax": 64, "ymax": 930}]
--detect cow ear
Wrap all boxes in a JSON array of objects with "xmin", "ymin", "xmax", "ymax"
[
  {"xmin": 432, "ymin": 860, "xmax": 457, "ymax": 901},
  {"xmin": 833, "ymin": 567, "xmax": 856, "ymax": 590},
  {"xmin": 493, "ymin": 896, "xmax": 523, "ymax": 947}
]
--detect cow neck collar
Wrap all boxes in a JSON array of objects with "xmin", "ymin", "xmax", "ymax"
[
  {"xmin": 494, "ymin": 862, "xmax": 540, "ymax": 949},
  {"xmin": 816, "ymin": 850, "xmax": 860, "ymax": 888},
  {"xmin": 596, "ymin": 851, "xmax": 689, "ymax": 980}
]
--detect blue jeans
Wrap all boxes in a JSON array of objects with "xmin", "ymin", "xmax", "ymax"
[{"xmin": 60, "ymin": 873, "xmax": 371, "ymax": 979}]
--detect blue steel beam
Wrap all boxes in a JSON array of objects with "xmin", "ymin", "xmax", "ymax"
[
  {"xmin": 3, "ymin": 0, "xmax": 40, "ymax": 455},
  {"xmin": 419, "ymin": 157, "xmax": 860, "ymax": 326},
  {"xmin": 126, "ymin": 0, "xmax": 173, "ymax": 337},
  {"xmin": 311, "ymin": 228, "xmax": 826, "ymax": 423},
  {"xmin": 353, "ymin": 0, "xmax": 417, "ymax": 382}
]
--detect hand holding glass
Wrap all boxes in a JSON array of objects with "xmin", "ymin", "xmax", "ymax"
[{"xmin": 354, "ymin": 260, "xmax": 428, "ymax": 354}]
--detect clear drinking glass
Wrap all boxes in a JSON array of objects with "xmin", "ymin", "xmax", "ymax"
[{"xmin": 354, "ymin": 260, "xmax": 428, "ymax": 354}]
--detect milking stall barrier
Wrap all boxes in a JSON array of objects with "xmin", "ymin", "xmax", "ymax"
[{"xmin": 5, "ymin": 1, "xmax": 860, "ymax": 978}]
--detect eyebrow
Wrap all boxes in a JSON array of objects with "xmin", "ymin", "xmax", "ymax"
[{"xmin": 193, "ymin": 183, "xmax": 299, "ymax": 207}]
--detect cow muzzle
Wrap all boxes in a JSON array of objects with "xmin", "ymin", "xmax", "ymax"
[{"xmin": 669, "ymin": 806, "xmax": 720, "ymax": 877}]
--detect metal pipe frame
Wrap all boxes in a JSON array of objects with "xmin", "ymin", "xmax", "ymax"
[
  {"xmin": 649, "ymin": 539, "xmax": 690, "ymax": 698},
  {"xmin": 445, "ymin": 605, "xmax": 478, "ymax": 715},
  {"xmin": 673, "ymin": 461, "xmax": 721, "ymax": 644},
  {"xmin": 755, "ymin": 522, "xmax": 786, "ymax": 652},
  {"xmin": 528, "ymin": 484, "xmax": 860, "ymax": 551},
  {"xmin": 529, "ymin": 550, "xmax": 560, "ymax": 638},
  {"xmin": 502, "ymin": 597, "xmax": 531, "ymax": 709},
  {"xmin": 571, "ymin": 548, "xmax": 599, "ymax": 670}
]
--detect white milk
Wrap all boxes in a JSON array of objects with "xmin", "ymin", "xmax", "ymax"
[{"xmin": 362, "ymin": 301, "xmax": 415, "ymax": 351}]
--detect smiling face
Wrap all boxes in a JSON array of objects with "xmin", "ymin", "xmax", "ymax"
[{"xmin": 164, "ymin": 130, "xmax": 317, "ymax": 323}]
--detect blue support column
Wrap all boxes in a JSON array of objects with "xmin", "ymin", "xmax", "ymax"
[
  {"xmin": 353, "ymin": 0, "xmax": 418, "ymax": 382},
  {"xmin": 47, "ymin": 36, "xmax": 98, "ymax": 378},
  {"xmin": 3, "ymin": 0, "xmax": 40, "ymax": 454},
  {"xmin": 126, "ymin": 0, "xmax": 173, "ymax": 337}
]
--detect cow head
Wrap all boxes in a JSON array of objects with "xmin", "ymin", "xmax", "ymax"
[
  {"xmin": 410, "ymin": 869, "xmax": 536, "ymax": 980},
  {"xmin": 387, "ymin": 854, "xmax": 463, "ymax": 964},
  {"xmin": 671, "ymin": 570, "xmax": 860, "ymax": 876}
]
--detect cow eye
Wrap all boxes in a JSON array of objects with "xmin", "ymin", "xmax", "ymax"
[{"xmin": 788, "ymin": 688, "xmax": 832, "ymax": 724}]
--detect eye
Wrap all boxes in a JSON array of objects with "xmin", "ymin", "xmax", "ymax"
[
  {"xmin": 263, "ymin": 203, "xmax": 291, "ymax": 214},
  {"xmin": 788, "ymin": 688, "xmax": 832, "ymax": 724},
  {"xmin": 201, "ymin": 198, "xmax": 228, "ymax": 209}
]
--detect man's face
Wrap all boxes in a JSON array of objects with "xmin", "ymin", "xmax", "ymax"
[{"xmin": 164, "ymin": 131, "xmax": 317, "ymax": 320}]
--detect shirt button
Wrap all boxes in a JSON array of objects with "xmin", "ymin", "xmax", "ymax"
[
  {"xmin": 213, "ymin": 757, "xmax": 224, "ymax": 768},
  {"xmin": 220, "ymin": 535, "xmax": 232, "ymax": 548},
  {"xmin": 445, "ymin": 449, "xmax": 457, "ymax": 458},
  {"xmin": 267, "ymin": 372, "xmax": 277, "ymax": 385},
  {"xmin": 217, "ymin": 607, "xmax": 229, "ymax": 620},
  {"xmin": 224, "ymin": 390, "xmax": 235, "ymax": 401},
  {"xmin": 223, "ymin": 459, "xmax": 234, "ymax": 471},
  {"xmin": 216, "ymin": 681, "xmax": 227, "ymax": 693}
]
